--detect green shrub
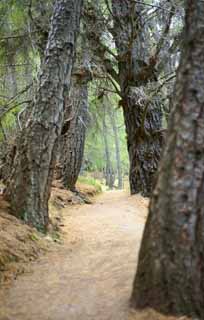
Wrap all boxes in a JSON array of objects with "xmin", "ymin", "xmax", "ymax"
[{"xmin": 78, "ymin": 176, "xmax": 102, "ymax": 193}]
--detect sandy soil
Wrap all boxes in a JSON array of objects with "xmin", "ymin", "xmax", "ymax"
[
  {"xmin": 0, "ymin": 180, "xmax": 100, "ymax": 285},
  {"xmin": 0, "ymin": 190, "xmax": 149, "ymax": 320},
  {"xmin": 0, "ymin": 190, "xmax": 191, "ymax": 320}
]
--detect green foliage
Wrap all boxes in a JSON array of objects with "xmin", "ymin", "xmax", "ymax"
[
  {"xmin": 78, "ymin": 176, "xmax": 102, "ymax": 194},
  {"xmin": 0, "ymin": 0, "xmax": 39, "ymax": 139},
  {"xmin": 84, "ymin": 81, "xmax": 129, "ymax": 177},
  {"xmin": 29, "ymin": 233, "xmax": 40, "ymax": 242}
]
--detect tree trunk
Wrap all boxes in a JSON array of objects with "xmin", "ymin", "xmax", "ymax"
[
  {"xmin": 131, "ymin": 1, "xmax": 204, "ymax": 318},
  {"xmin": 107, "ymin": 105, "xmax": 123, "ymax": 189},
  {"xmin": 102, "ymin": 105, "xmax": 114, "ymax": 189},
  {"xmin": 58, "ymin": 77, "xmax": 89, "ymax": 191},
  {"xmin": 5, "ymin": 0, "xmax": 83, "ymax": 231},
  {"xmin": 28, "ymin": 0, "xmax": 52, "ymax": 62},
  {"xmin": 111, "ymin": 0, "xmax": 163, "ymax": 196},
  {"xmin": 123, "ymin": 88, "xmax": 163, "ymax": 196},
  {"xmin": 56, "ymin": 42, "xmax": 91, "ymax": 191},
  {"xmin": 7, "ymin": 63, "xmax": 17, "ymax": 98},
  {"xmin": 6, "ymin": 38, "xmax": 18, "ymax": 98}
]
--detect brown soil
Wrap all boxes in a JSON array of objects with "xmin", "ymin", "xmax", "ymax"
[
  {"xmin": 0, "ymin": 182, "xmax": 97, "ymax": 287},
  {"xmin": 129, "ymin": 309, "xmax": 189, "ymax": 320},
  {"xmin": 0, "ymin": 191, "xmax": 190, "ymax": 320},
  {"xmin": 0, "ymin": 196, "xmax": 48, "ymax": 286}
]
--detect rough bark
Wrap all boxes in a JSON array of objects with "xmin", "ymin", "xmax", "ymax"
[
  {"xmin": 122, "ymin": 88, "xmax": 163, "ymax": 195},
  {"xmin": 131, "ymin": 1, "xmax": 204, "ymax": 318},
  {"xmin": 111, "ymin": 0, "xmax": 163, "ymax": 196},
  {"xmin": 56, "ymin": 41, "xmax": 92, "ymax": 191},
  {"xmin": 57, "ymin": 76, "xmax": 89, "ymax": 191},
  {"xmin": 28, "ymin": 0, "xmax": 52, "ymax": 61},
  {"xmin": 5, "ymin": 0, "xmax": 83, "ymax": 231}
]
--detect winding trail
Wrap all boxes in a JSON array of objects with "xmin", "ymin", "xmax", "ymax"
[{"xmin": 0, "ymin": 190, "xmax": 147, "ymax": 320}]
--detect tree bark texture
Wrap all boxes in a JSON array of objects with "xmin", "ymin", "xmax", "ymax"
[
  {"xmin": 111, "ymin": 0, "xmax": 163, "ymax": 196},
  {"xmin": 131, "ymin": 1, "xmax": 204, "ymax": 318},
  {"xmin": 57, "ymin": 75, "xmax": 89, "ymax": 191},
  {"xmin": 56, "ymin": 41, "xmax": 92, "ymax": 191},
  {"xmin": 5, "ymin": 0, "xmax": 83, "ymax": 231},
  {"xmin": 28, "ymin": 0, "xmax": 52, "ymax": 61},
  {"xmin": 122, "ymin": 87, "xmax": 163, "ymax": 196}
]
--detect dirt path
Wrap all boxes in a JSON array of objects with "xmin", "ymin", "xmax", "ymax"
[{"xmin": 0, "ymin": 190, "xmax": 147, "ymax": 320}]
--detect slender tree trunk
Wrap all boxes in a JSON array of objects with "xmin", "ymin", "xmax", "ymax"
[
  {"xmin": 102, "ymin": 105, "xmax": 114, "ymax": 189},
  {"xmin": 107, "ymin": 105, "xmax": 123, "ymax": 189},
  {"xmin": 131, "ymin": 1, "xmax": 204, "ymax": 318},
  {"xmin": 111, "ymin": 0, "xmax": 163, "ymax": 196},
  {"xmin": 6, "ymin": 39, "xmax": 18, "ymax": 98},
  {"xmin": 5, "ymin": 0, "xmax": 83, "ymax": 231},
  {"xmin": 8, "ymin": 64, "xmax": 17, "ymax": 98}
]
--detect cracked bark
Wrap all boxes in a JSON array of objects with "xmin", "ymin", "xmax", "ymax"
[
  {"xmin": 131, "ymin": 1, "xmax": 204, "ymax": 317},
  {"xmin": 57, "ymin": 75, "xmax": 89, "ymax": 191},
  {"xmin": 111, "ymin": 0, "xmax": 163, "ymax": 196},
  {"xmin": 5, "ymin": 0, "xmax": 83, "ymax": 231},
  {"xmin": 56, "ymin": 41, "xmax": 91, "ymax": 191}
]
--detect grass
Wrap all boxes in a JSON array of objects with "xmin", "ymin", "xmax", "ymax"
[{"xmin": 77, "ymin": 176, "xmax": 103, "ymax": 194}]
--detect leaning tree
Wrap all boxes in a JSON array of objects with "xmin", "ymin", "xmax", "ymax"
[
  {"xmin": 5, "ymin": 0, "xmax": 83, "ymax": 231},
  {"xmin": 131, "ymin": 1, "xmax": 204, "ymax": 318}
]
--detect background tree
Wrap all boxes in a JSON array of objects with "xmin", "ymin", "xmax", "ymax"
[
  {"xmin": 106, "ymin": 97, "xmax": 123, "ymax": 189},
  {"xmin": 84, "ymin": 0, "xmax": 182, "ymax": 196},
  {"xmin": 83, "ymin": 85, "xmax": 129, "ymax": 188},
  {"xmin": 102, "ymin": 100, "xmax": 115, "ymax": 189},
  {"xmin": 0, "ymin": 0, "xmax": 184, "ymax": 210},
  {"xmin": 131, "ymin": 1, "xmax": 204, "ymax": 318}
]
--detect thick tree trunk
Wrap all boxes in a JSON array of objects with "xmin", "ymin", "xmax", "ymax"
[
  {"xmin": 56, "ymin": 43, "xmax": 91, "ymax": 191},
  {"xmin": 111, "ymin": 0, "xmax": 163, "ymax": 196},
  {"xmin": 123, "ymin": 88, "xmax": 163, "ymax": 196},
  {"xmin": 5, "ymin": 0, "xmax": 83, "ymax": 231},
  {"xmin": 58, "ymin": 78, "xmax": 89, "ymax": 191},
  {"xmin": 131, "ymin": 1, "xmax": 204, "ymax": 318},
  {"xmin": 107, "ymin": 106, "xmax": 123, "ymax": 189}
]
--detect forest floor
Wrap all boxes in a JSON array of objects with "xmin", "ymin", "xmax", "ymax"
[{"xmin": 0, "ymin": 190, "xmax": 189, "ymax": 320}]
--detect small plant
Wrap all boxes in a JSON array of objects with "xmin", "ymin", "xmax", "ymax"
[
  {"xmin": 29, "ymin": 233, "xmax": 39, "ymax": 242},
  {"xmin": 77, "ymin": 176, "xmax": 102, "ymax": 193}
]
